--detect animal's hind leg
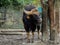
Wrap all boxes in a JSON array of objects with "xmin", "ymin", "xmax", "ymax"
[{"xmin": 31, "ymin": 32, "xmax": 34, "ymax": 43}]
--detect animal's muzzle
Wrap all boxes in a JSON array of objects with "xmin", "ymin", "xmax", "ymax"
[{"xmin": 37, "ymin": 18, "xmax": 42, "ymax": 24}]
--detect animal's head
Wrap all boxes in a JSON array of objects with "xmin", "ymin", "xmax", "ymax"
[{"xmin": 32, "ymin": 14, "xmax": 42, "ymax": 24}]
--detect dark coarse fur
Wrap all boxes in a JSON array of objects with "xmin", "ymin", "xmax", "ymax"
[{"xmin": 22, "ymin": 12, "xmax": 41, "ymax": 33}]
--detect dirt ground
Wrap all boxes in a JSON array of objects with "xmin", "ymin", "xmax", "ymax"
[{"xmin": 0, "ymin": 32, "xmax": 60, "ymax": 45}]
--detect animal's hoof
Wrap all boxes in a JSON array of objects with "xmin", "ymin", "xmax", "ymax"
[
  {"xmin": 38, "ymin": 37, "xmax": 41, "ymax": 40},
  {"xmin": 31, "ymin": 40, "xmax": 34, "ymax": 43},
  {"xmin": 31, "ymin": 38, "xmax": 34, "ymax": 43},
  {"xmin": 38, "ymin": 37, "xmax": 40, "ymax": 39},
  {"xmin": 27, "ymin": 39, "xmax": 30, "ymax": 43},
  {"xmin": 24, "ymin": 37, "xmax": 27, "ymax": 40}
]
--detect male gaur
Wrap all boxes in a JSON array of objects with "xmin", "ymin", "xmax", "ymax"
[{"xmin": 22, "ymin": 5, "xmax": 42, "ymax": 42}]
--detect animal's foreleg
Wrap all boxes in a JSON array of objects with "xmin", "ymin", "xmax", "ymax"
[
  {"xmin": 38, "ymin": 30, "xmax": 40, "ymax": 39},
  {"xmin": 32, "ymin": 32, "xmax": 34, "ymax": 39},
  {"xmin": 37, "ymin": 26, "xmax": 40, "ymax": 39},
  {"xmin": 26, "ymin": 32, "xmax": 30, "ymax": 42}
]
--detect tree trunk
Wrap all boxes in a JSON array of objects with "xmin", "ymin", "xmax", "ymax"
[
  {"xmin": 40, "ymin": 0, "xmax": 48, "ymax": 41},
  {"xmin": 48, "ymin": 0, "xmax": 56, "ymax": 41},
  {"xmin": 54, "ymin": 0, "xmax": 60, "ymax": 43}
]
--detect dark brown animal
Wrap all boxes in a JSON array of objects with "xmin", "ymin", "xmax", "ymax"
[{"xmin": 22, "ymin": 5, "xmax": 41, "ymax": 42}]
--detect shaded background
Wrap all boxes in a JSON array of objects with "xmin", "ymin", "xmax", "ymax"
[{"xmin": 0, "ymin": 0, "xmax": 42, "ymax": 29}]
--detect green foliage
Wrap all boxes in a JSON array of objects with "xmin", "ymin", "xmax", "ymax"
[
  {"xmin": 11, "ymin": 0, "xmax": 20, "ymax": 6},
  {"xmin": 0, "ymin": 0, "xmax": 42, "ymax": 29},
  {"xmin": 0, "ymin": 0, "xmax": 41, "ymax": 9},
  {"xmin": 10, "ymin": 0, "xmax": 20, "ymax": 10},
  {"xmin": 0, "ymin": 0, "xmax": 10, "ymax": 7}
]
